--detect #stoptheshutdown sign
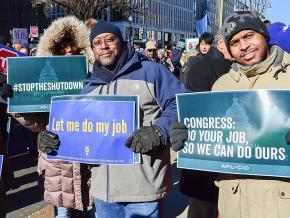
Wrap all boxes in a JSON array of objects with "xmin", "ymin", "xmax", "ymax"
[
  {"xmin": 7, "ymin": 56, "xmax": 87, "ymax": 112},
  {"xmin": 177, "ymin": 90, "xmax": 290, "ymax": 178}
]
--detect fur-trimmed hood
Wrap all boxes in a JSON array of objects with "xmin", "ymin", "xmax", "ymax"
[{"xmin": 36, "ymin": 16, "xmax": 95, "ymax": 72}]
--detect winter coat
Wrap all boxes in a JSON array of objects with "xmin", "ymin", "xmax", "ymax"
[
  {"xmin": 179, "ymin": 47, "xmax": 232, "ymax": 202},
  {"xmin": 32, "ymin": 16, "xmax": 93, "ymax": 211},
  {"xmin": 212, "ymin": 45, "xmax": 290, "ymax": 218},
  {"xmin": 36, "ymin": 16, "xmax": 94, "ymax": 73},
  {"xmin": 184, "ymin": 47, "xmax": 232, "ymax": 91},
  {"xmin": 82, "ymin": 43, "xmax": 187, "ymax": 203}
]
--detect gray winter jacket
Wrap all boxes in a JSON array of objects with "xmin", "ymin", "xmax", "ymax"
[{"xmin": 82, "ymin": 45, "xmax": 187, "ymax": 202}]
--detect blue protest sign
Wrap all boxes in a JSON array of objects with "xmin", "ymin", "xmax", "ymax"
[
  {"xmin": 7, "ymin": 56, "xmax": 87, "ymax": 112},
  {"xmin": 177, "ymin": 90, "xmax": 290, "ymax": 178},
  {"xmin": 47, "ymin": 95, "xmax": 139, "ymax": 165},
  {"xmin": 12, "ymin": 28, "xmax": 28, "ymax": 47},
  {"xmin": 0, "ymin": 155, "xmax": 3, "ymax": 179}
]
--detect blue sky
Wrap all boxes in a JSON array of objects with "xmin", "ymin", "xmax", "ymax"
[{"xmin": 265, "ymin": 0, "xmax": 290, "ymax": 24}]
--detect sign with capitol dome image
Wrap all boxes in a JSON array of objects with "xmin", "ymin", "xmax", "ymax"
[
  {"xmin": 177, "ymin": 90, "xmax": 290, "ymax": 178},
  {"xmin": 7, "ymin": 56, "xmax": 87, "ymax": 113}
]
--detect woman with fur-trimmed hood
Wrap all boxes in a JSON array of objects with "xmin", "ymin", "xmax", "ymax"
[{"xmin": 13, "ymin": 16, "xmax": 94, "ymax": 217}]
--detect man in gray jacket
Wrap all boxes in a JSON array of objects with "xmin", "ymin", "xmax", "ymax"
[{"xmin": 39, "ymin": 21, "xmax": 186, "ymax": 217}]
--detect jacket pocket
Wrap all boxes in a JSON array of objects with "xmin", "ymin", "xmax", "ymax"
[
  {"xmin": 215, "ymin": 179, "xmax": 241, "ymax": 218},
  {"xmin": 277, "ymin": 182, "xmax": 290, "ymax": 199},
  {"xmin": 277, "ymin": 181, "xmax": 290, "ymax": 218},
  {"xmin": 215, "ymin": 179, "xmax": 239, "ymax": 194}
]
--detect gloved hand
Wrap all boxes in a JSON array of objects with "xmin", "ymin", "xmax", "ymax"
[
  {"xmin": 125, "ymin": 125, "xmax": 165, "ymax": 153},
  {"xmin": 169, "ymin": 122, "xmax": 188, "ymax": 151},
  {"xmin": 0, "ymin": 73, "xmax": 13, "ymax": 98},
  {"xmin": 285, "ymin": 130, "xmax": 290, "ymax": 144},
  {"xmin": 37, "ymin": 130, "xmax": 59, "ymax": 154}
]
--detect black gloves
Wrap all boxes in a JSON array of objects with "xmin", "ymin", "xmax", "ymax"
[
  {"xmin": 37, "ymin": 130, "xmax": 59, "ymax": 154},
  {"xmin": 169, "ymin": 122, "xmax": 188, "ymax": 151},
  {"xmin": 285, "ymin": 130, "xmax": 290, "ymax": 144},
  {"xmin": 0, "ymin": 73, "xmax": 13, "ymax": 98},
  {"xmin": 125, "ymin": 125, "xmax": 165, "ymax": 153}
]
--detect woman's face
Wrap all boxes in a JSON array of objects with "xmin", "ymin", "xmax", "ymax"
[
  {"xmin": 199, "ymin": 40, "xmax": 211, "ymax": 55},
  {"xmin": 59, "ymin": 42, "xmax": 78, "ymax": 56}
]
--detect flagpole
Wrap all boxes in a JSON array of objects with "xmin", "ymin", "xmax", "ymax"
[{"xmin": 218, "ymin": 0, "xmax": 224, "ymax": 29}]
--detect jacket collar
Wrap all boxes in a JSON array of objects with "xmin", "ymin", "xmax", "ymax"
[{"xmin": 84, "ymin": 51, "xmax": 147, "ymax": 84}]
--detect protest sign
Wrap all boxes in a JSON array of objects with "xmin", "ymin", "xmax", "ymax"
[
  {"xmin": 185, "ymin": 38, "xmax": 199, "ymax": 51},
  {"xmin": 0, "ymin": 155, "xmax": 3, "ymax": 179},
  {"xmin": 0, "ymin": 44, "xmax": 27, "ymax": 73},
  {"xmin": 30, "ymin": 26, "xmax": 39, "ymax": 37},
  {"xmin": 7, "ymin": 56, "xmax": 87, "ymax": 113},
  {"xmin": 12, "ymin": 28, "xmax": 28, "ymax": 47},
  {"xmin": 177, "ymin": 90, "xmax": 290, "ymax": 178},
  {"xmin": 47, "ymin": 95, "xmax": 139, "ymax": 165}
]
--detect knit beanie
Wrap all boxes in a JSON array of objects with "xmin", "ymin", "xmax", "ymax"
[
  {"xmin": 90, "ymin": 20, "xmax": 123, "ymax": 43},
  {"xmin": 221, "ymin": 11, "xmax": 270, "ymax": 46},
  {"xmin": 277, "ymin": 25, "xmax": 290, "ymax": 53},
  {"xmin": 268, "ymin": 22, "xmax": 286, "ymax": 45}
]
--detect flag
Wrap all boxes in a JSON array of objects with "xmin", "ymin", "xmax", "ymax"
[
  {"xmin": 0, "ymin": 44, "xmax": 27, "ymax": 73},
  {"xmin": 196, "ymin": 0, "xmax": 211, "ymax": 36}
]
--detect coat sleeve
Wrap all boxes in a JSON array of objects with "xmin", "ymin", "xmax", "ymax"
[{"xmin": 153, "ymin": 64, "xmax": 187, "ymax": 143}]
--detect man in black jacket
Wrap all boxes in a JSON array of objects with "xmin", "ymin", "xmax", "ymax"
[
  {"xmin": 181, "ymin": 32, "xmax": 233, "ymax": 218},
  {"xmin": 184, "ymin": 32, "xmax": 233, "ymax": 92}
]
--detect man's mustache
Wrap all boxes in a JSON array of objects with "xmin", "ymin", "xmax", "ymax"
[{"xmin": 240, "ymin": 48, "xmax": 257, "ymax": 58}]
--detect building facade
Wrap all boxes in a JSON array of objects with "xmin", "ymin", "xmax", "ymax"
[
  {"xmin": 110, "ymin": 0, "xmax": 197, "ymax": 49},
  {"xmin": 0, "ymin": 0, "xmax": 49, "ymax": 44},
  {"xmin": 208, "ymin": 0, "xmax": 247, "ymax": 34}
]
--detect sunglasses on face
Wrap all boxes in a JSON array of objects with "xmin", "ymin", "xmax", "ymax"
[{"xmin": 147, "ymin": 49, "xmax": 156, "ymax": 52}]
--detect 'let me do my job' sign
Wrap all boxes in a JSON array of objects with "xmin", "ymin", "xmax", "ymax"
[
  {"xmin": 47, "ymin": 95, "xmax": 139, "ymax": 165},
  {"xmin": 177, "ymin": 90, "xmax": 290, "ymax": 178}
]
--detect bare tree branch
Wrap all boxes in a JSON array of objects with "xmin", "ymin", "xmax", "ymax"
[
  {"xmin": 243, "ymin": 0, "xmax": 271, "ymax": 16},
  {"xmin": 31, "ymin": 0, "xmax": 130, "ymax": 21}
]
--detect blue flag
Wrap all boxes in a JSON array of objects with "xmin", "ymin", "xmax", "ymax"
[{"xmin": 196, "ymin": 0, "xmax": 210, "ymax": 36}]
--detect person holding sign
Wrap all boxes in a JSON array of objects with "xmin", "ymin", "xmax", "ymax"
[
  {"xmin": 170, "ymin": 11, "xmax": 290, "ymax": 218},
  {"xmin": 15, "ymin": 16, "xmax": 94, "ymax": 217},
  {"xmin": 78, "ymin": 21, "xmax": 186, "ymax": 217},
  {"xmin": 210, "ymin": 11, "xmax": 290, "ymax": 218}
]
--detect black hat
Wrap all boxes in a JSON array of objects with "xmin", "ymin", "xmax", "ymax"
[
  {"xmin": 221, "ymin": 11, "xmax": 269, "ymax": 46},
  {"xmin": 90, "ymin": 20, "xmax": 124, "ymax": 44}
]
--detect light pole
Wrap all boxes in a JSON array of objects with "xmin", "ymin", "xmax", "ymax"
[{"xmin": 128, "ymin": 15, "xmax": 133, "ymax": 45}]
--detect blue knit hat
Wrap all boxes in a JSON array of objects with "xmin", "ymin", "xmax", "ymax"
[
  {"xmin": 90, "ymin": 21, "xmax": 124, "ymax": 43},
  {"xmin": 268, "ymin": 22, "xmax": 286, "ymax": 45},
  {"xmin": 277, "ymin": 25, "xmax": 290, "ymax": 53}
]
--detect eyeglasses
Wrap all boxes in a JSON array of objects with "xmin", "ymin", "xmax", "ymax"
[
  {"xmin": 147, "ymin": 49, "xmax": 156, "ymax": 52},
  {"xmin": 92, "ymin": 36, "xmax": 119, "ymax": 48}
]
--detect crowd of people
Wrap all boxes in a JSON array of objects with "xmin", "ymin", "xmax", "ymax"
[{"xmin": 0, "ymin": 9, "xmax": 290, "ymax": 218}]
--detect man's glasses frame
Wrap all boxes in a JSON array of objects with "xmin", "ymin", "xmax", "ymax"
[{"xmin": 92, "ymin": 36, "xmax": 119, "ymax": 48}]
